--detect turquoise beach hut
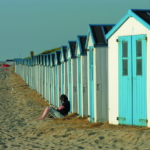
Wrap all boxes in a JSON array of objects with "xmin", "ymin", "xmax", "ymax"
[{"xmin": 106, "ymin": 9, "xmax": 150, "ymax": 127}]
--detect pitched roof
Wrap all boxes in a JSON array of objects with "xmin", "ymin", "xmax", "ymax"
[
  {"xmin": 50, "ymin": 53, "xmax": 55, "ymax": 66},
  {"xmin": 68, "ymin": 41, "xmax": 76, "ymax": 58},
  {"xmin": 55, "ymin": 50, "xmax": 61, "ymax": 65},
  {"xmin": 85, "ymin": 24, "xmax": 115, "ymax": 48},
  {"xmin": 132, "ymin": 9, "xmax": 150, "ymax": 25},
  {"xmin": 61, "ymin": 46, "xmax": 68, "ymax": 62},
  {"xmin": 76, "ymin": 36, "xmax": 87, "ymax": 55},
  {"xmin": 106, "ymin": 9, "xmax": 150, "ymax": 39}
]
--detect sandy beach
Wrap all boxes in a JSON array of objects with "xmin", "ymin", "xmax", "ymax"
[{"xmin": 0, "ymin": 66, "xmax": 150, "ymax": 150}]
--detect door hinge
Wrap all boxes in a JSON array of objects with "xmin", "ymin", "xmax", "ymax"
[
  {"xmin": 145, "ymin": 37, "xmax": 147, "ymax": 41},
  {"xmin": 116, "ymin": 39, "xmax": 118, "ymax": 42},
  {"xmin": 146, "ymin": 119, "xmax": 148, "ymax": 123},
  {"xmin": 117, "ymin": 117, "xmax": 119, "ymax": 120}
]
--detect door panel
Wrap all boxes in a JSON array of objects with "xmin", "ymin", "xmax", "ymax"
[
  {"xmin": 132, "ymin": 35, "xmax": 147, "ymax": 126},
  {"xmin": 118, "ymin": 36, "xmax": 132, "ymax": 125}
]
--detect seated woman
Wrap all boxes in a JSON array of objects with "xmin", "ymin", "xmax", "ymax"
[{"xmin": 36, "ymin": 94, "xmax": 70, "ymax": 120}]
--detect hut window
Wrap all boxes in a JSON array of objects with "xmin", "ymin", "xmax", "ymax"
[
  {"xmin": 122, "ymin": 41, "xmax": 128, "ymax": 57},
  {"xmin": 122, "ymin": 60, "xmax": 128, "ymax": 75},
  {"xmin": 136, "ymin": 59, "xmax": 142, "ymax": 75},
  {"xmin": 136, "ymin": 41, "xmax": 142, "ymax": 57}
]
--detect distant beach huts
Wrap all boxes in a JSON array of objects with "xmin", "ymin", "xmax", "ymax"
[
  {"xmin": 106, "ymin": 9, "xmax": 150, "ymax": 127},
  {"xmin": 14, "ymin": 9, "xmax": 150, "ymax": 127}
]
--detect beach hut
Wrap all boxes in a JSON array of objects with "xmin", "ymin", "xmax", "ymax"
[
  {"xmin": 50, "ymin": 53, "xmax": 56, "ymax": 106},
  {"xmin": 39, "ymin": 55, "xmax": 43, "ymax": 96},
  {"xmin": 43, "ymin": 54, "xmax": 47, "ymax": 100},
  {"xmin": 35, "ymin": 56, "xmax": 39, "ymax": 92},
  {"xmin": 75, "ymin": 35, "xmax": 88, "ymax": 117},
  {"xmin": 54, "ymin": 50, "xmax": 62, "ymax": 107},
  {"xmin": 85, "ymin": 24, "xmax": 115, "ymax": 123},
  {"xmin": 67, "ymin": 41, "xmax": 78, "ymax": 113},
  {"xmin": 60, "ymin": 46, "xmax": 68, "ymax": 97},
  {"xmin": 46, "ymin": 54, "xmax": 51, "ymax": 104},
  {"xmin": 106, "ymin": 9, "xmax": 150, "ymax": 127},
  {"xmin": 37, "ymin": 55, "xmax": 40, "ymax": 94}
]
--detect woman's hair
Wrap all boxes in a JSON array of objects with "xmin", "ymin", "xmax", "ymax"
[{"xmin": 60, "ymin": 94, "xmax": 68, "ymax": 102}]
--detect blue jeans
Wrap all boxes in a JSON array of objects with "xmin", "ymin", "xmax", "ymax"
[{"xmin": 49, "ymin": 107, "xmax": 64, "ymax": 118}]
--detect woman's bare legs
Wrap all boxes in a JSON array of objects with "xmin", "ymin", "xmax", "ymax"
[{"xmin": 36, "ymin": 106, "xmax": 50, "ymax": 120}]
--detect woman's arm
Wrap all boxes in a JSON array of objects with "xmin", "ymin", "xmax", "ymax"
[{"xmin": 57, "ymin": 105, "xmax": 65, "ymax": 111}]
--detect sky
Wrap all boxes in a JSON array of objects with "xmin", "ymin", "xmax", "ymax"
[{"xmin": 0, "ymin": 0, "xmax": 150, "ymax": 61}]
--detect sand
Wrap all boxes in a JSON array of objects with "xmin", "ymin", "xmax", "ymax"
[{"xmin": 0, "ymin": 66, "xmax": 150, "ymax": 150}]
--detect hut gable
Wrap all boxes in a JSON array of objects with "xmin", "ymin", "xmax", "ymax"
[
  {"xmin": 106, "ymin": 9, "xmax": 150, "ymax": 39},
  {"xmin": 47, "ymin": 54, "xmax": 50, "ymax": 66},
  {"xmin": 76, "ymin": 36, "xmax": 87, "ymax": 56},
  {"xmin": 55, "ymin": 51, "xmax": 61, "ymax": 65},
  {"xmin": 50, "ymin": 53, "xmax": 55, "ymax": 67},
  {"xmin": 67, "ymin": 41, "xmax": 76, "ymax": 59},
  {"xmin": 85, "ymin": 24, "xmax": 115, "ymax": 49},
  {"xmin": 60, "ymin": 46, "xmax": 67, "ymax": 62}
]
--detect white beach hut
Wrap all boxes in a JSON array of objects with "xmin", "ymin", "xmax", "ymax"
[
  {"xmin": 60, "ymin": 46, "xmax": 68, "ymax": 97},
  {"xmin": 106, "ymin": 9, "xmax": 150, "ymax": 127},
  {"xmin": 54, "ymin": 50, "xmax": 62, "ymax": 108},
  {"xmin": 75, "ymin": 36, "xmax": 88, "ymax": 117},
  {"xmin": 67, "ymin": 41, "xmax": 77, "ymax": 113},
  {"xmin": 85, "ymin": 24, "xmax": 115, "ymax": 123}
]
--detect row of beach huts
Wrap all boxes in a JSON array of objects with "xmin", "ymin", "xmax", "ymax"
[{"xmin": 14, "ymin": 9, "xmax": 150, "ymax": 127}]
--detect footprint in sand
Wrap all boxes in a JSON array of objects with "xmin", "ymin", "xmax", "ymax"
[
  {"xmin": 99, "ymin": 136, "xmax": 105, "ymax": 140},
  {"xmin": 88, "ymin": 132, "xmax": 97, "ymax": 136}
]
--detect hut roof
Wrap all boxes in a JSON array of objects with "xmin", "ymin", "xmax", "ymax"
[
  {"xmin": 55, "ymin": 50, "xmax": 61, "ymax": 65},
  {"xmin": 106, "ymin": 9, "xmax": 150, "ymax": 39},
  {"xmin": 60, "ymin": 46, "xmax": 68, "ymax": 62},
  {"xmin": 75, "ymin": 36, "xmax": 87, "ymax": 55},
  {"xmin": 85, "ymin": 24, "xmax": 115, "ymax": 48},
  {"xmin": 68, "ymin": 41, "xmax": 77, "ymax": 58}
]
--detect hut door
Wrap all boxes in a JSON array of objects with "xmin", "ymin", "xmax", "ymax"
[
  {"xmin": 119, "ymin": 35, "xmax": 147, "ymax": 126},
  {"xmin": 89, "ymin": 47, "xmax": 94, "ymax": 122},
  {"xmin": 78, "ymin": 57, "xmax": 82, "ymax": 115}
]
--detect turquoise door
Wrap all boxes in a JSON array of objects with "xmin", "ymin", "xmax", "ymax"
[
  {"xmin": 119, "ymin": 34, "xmax": 147, "ymax": 126},
  {"xmin": 89, "ymin": 47, "xmax": 94, "ymax": 122},
  {"xmin": 68, "ymin": 59, "xmax": 72, "ymax": 112},
  {"xmin": 78, "ymin": 56, "xmax": 82, "ymax": 116}
]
